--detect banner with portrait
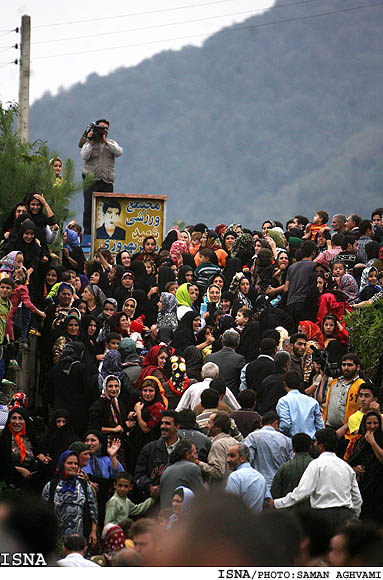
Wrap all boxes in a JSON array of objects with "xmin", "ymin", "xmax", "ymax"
[{"xmin": 91, "ymin": 193, "xmax": 167, "ymax": 257}]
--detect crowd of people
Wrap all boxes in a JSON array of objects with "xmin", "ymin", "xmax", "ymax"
[{"xmin": 0, "ymin": 196, "xmax": 382, "ymax": 567}]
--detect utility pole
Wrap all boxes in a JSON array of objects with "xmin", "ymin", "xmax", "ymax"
[{"xmin": 17, "ymin": 14, "xmax": 31, "ymax": 142}]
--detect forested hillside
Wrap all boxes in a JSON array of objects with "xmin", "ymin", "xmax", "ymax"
[{"xmin": 30, "ymin": 0, "xmax": 383, "ymax": 227}]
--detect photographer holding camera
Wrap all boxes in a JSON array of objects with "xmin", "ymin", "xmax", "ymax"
[{"xmin": 80, "ymin": 118, "xmax": 123, "ymax": 235}]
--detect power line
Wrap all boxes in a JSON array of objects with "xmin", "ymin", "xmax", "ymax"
[
  {"xmin": 33, "ymin": 0, "xmax": 242, "ymax": 28},
  {"xmin": 30, "ymin": 0, "xmax": 323, "ymax": 47},
  {"xmin": 30, "ymin": 2, "xmax": 383, "ymax": 62}
]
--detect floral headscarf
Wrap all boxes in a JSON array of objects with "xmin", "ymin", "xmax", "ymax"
[
  {"xmin": 102, "ymin": 524, "xmax": 126, "ymax": 564},
  {"xmin": 56, "ymin": 450, "xmax": 79, "ymax": 493},
  {"xmin": 9, "ymin": 392, "xmax": 29, "ymax": 411},
  {"xmin": 168, "ymin": 355, "xmax": 189, "ymax": 396},
  {"xmin": 0, "ymin": 251, "xmax": 22, "ymax": 272},
  {"xmin": 101, "ymin": 375, "xmax": 122, "ymax": 426},
  {"xmin": 170, "ymin": 240, "xmax": 188, "ymax": 264}
]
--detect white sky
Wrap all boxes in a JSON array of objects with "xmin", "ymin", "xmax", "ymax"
[{"xmin": 0, "ymin": 0, "xmax": 275, "ymax": 105}]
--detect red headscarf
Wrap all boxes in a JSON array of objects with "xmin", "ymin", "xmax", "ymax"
[
  {"xmin": 135, "ymin": 345, "xmax": 167, "ymax": 389},
  {"xmin": 8, "ymin": 418, "xmax": 27, "ymax": 464},
  {"xmin": 299, "ymin": 320, "xmax": 325, "ymax": 349}
]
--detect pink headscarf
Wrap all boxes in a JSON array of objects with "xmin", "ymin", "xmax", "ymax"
[{"xmin": 170, "ymin": 240, "xmax": 188, "ymax": 264}]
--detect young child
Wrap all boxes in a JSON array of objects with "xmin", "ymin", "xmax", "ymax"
[
  {"xmin": 0, "ymin": 277, "xmax": 14, "ymax": 381},
  {"xmin": 194, "ymin": 249, "xmax": 221, "ymax": 294},
  {"xmin": 189, "ymin": 231, "xmax": 202, "ymax": 257},
  {"xmin": 104, "ymin": 472, "xmax": 154, "ymax": 526},
  {"xmin": 304, "ymin": 210, "xmax": 330, "ymax": 240},
  {"xmin": 6, "ymin": 266, "xmax": 46, "ymax": 342}
]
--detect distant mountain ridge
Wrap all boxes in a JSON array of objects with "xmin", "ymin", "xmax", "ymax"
[{"xmin": 30, "ymin": 0, "xmax": 383, "ymax": 228}]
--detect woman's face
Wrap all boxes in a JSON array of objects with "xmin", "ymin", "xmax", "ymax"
[
  {"xmin": 120, "ymin": 252, "xmax": 131, "ymax": 268},
  {"xmin": 15, "ymin": 204, "xmax": 27, "ymax": 220},
  {"xmin": 15, "ymin": 253, "xmax": 24, "ymax": 267},
  {"xmin": 63, "ymin": 455, "xmax": 79, "ymax": 477},
  {"xmin": 221, "ymin": 298, "xmax": 231, "ymax": 312},
  {"xmin": 262, "ymin": 222, "xmax": 272, "ymax": 237},
  {"xmin": 142, "ymin": 385, "xmax": 156, "ymax": 403},
  {"xmin": 323, "ymin": 319, "xmax": 335, "ymax": 336},
  {"xmin": 157, "ymin": 352, "xmax": 168, "ymax": 369},
  {"xmin": 144, "ymin": 261, "xmax": 153, "ymax": 275},
  {"xmin": 66, "ymin": 319, "xmax": 80, "ymax": 336},
  {"xmin": 213, "ymin": 276, "xmax": 224, "ymax": 290},
  {"xmin": 255, "ymin": 240, "xmax": 262, "ymax": 253},
  {"xmin": 53, "ymin": 160, "xmax": 62, "ymax": 176},
  {"xmin": 312, "ymin": 361, "xmax": 321, "ymax": 374},
  {"xmin": 10, "ymin": 412, "xmax": 25, "ymax": 433},
  {"xmin": 58, "ymin": 289, "xmax": 73, "ymax": 307},
  {"xmin": 368, "ymin": 270, "xmax": 378, "ymax": 285},
  {"xmin": 208, "ymin": 286, "xmax": 221, "ymax": 303},
  {"xmin": 239, "ymin": 278, "xmax": 250, "ymax": 294},
  {"xmin": 172, "ymin": 493, "xmax": 183, "ymax": 514},
  {"xmin": 184, "ymin": 270, "xmax": 193, "ymax": 283},
  {"xmin": 180, "ymin": 232, "xmax": 189, "ymax": 244},
  {"xmin": 85, "ymin": 434, "xmax": 100, "ymax": 454},
  {"xmin": 157, "ymin": 298, "xmax": 162, "ymax": 312},
  {"xmin": 144, "ymin": 238, "xmax": 156, "ymax": 254},
  {"xmin": 23, "ymin": 228, "xmax": 35, "ymax": 244},
  {"xmin": 277, "ymin": 253, "xmax": 289, "ymax": 269},
  {"xmin": 82, "ymin": 287, "xmax": 93, "ymax": 302},
  {"xmin": 56, "ymin": 417, "xmax": 67, "ymax": 429},
  {"xmin": 188, "ymin": 285, "xmax": 198, "ymax": 303},
  {"xmin": 317, "ymin": 232, "xmax": 326, "ymax": 246},
  {"xmin": 29, "ymin": 199, "xmax": 42, "ymax": 214},
  {"xmin": 107, "ymin": 266, "xmax": 116, "ymax": 283},
  {"xmin": 121, "ymin": 274, "xmax": 134, "ymax": 289},
  {"xmin": 316, "ymin": 277, "xmax": 325, "ymax": 293},
  {"xmin": 106, "ymin": 379, "xmax": 120, "ymax": 398},
  {"xmin": 77, "ymin": 301, "xmax": 87, "ymax": 316},
  {"xmin": 224, "ymin": 234, "xmax": 236, "ymax": 250},
  {"xmin": 123, "ymin": 300, "xmax": 136, "ymax": 318},
  {"xmin": 365, "ymin": 415, "xmax": 379, "ymax": 432},
  {"xmin": 87, "ymin": 320, "xmax": 97, "ymax": 336},
  {"xmin": 103, "ymin": 303, "xmax": 116, "ymax": 320},
  {"xmin": 89, "ymin": 272, "xmax": 100, "ymax": 285},
  {"xmin": 71, "ymin": 276, "xmax": 81, "ymax": 293},
  {"xmin": 119, "ymin": 314, "xmax": 130, "ymax": 332},
  {"xmin": 192, "ymin": 316, "xmax": 201, "ymax": 333}
]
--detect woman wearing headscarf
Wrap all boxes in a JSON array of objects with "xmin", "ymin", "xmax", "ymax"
[
  {"xmin": 163, "ymin": 355, "xmax": 190, "ymax": 410},
  {"xmin": 173, "ymin": 311, "xmax": 212, "ymax": 356},
  {"xmin": 88, "ymin": 376, "xmax": 130, "ymax": 461},
  {"xmin": 182, "ymin": 345, "xmax": 203, "ymax": 382},
  {"xmin": 131, "ymin": 235, "xmax": 158, "ymax": 265},
  {"xmin": 130, "ymin": 260, "xmax": 151, "ymax": 294},
  {"xmin": 348, "ymin": 411, "xmax": 383, "ymax": 524},
  {"xmin": 97, "ymin": 298, "xmax": 118, "ymax": 344},
  {"xmin": 177, "ymin": 265, "xmax": 194, "ymax": 287},
  {"xmin": 52, "ymin": 313, "xmax": 81, "ymax": 365},
  {"xmin": 45, "ymin": 342, "xmax": 97, "ymax": 436},
  {"xmin": 170, "ymin": 240, "xmax": 188, "ymax": 268},
  {"xmin": 112, "ymin": 269, "xmax": 135, "ymax": 310},
  {"xmin": 230, "ymin": 272, "xmax": 258, "ymax": 316},
  {"xmin": 298, "ymin": 320, "xmax": 325, "ymax": 384},
  {"xmin": 98, "ymin": 350, "xmax": 138, "ymax": 409},
  {"xmin": 126, "ymin": 375, "xmax": 168, "ymax": 470},
  {"xmin": 41, "ymin": 450, "xmax": 98, "ymax": 545},
  {"xmin": 161, "ymin": 229, "xmax": 180, "ymax": 252},
  {"xmin": 23, "ymin": 192, "xmax": 58, "ymax": 243},
  {"xmin": 62, "ymin": 228, "xmax": 85, "ymax": 273},
  {"xmin": 176, "ymin": 282, "xmax": 193, "ymax": 321},
  {"xmin": 0, "ymin": 407, "xmax": 38, "ymax": 487},
  {"xmin": 101, "ymin": 524, "xmax": 126, "ymax": 566},
  {"xmin": 358, "ymin": 266, "xmax": 381, "ymax": 302},
  {"xmin": 135, "ymin": 345, "xmax": 169, "ymax": 390},
  {"xmin": 87, "ymin": 262, "xmax": 109, "ymax": 295},
  {"xmin": 2, "ymin": 219, "xmax": 43, "ymax": 291},
  {"xmin": 37, "ymin": 409, "xmax": 79, "ymax": 483},
  {"xmin": 0, "ymin": 251, "xmax": 24, "ymax": 280},
  {"xmin": 201, "ymin": 283, "xmax": 221, "ymax": 326},
  {"xmin": 133, "ymin": 288, "xmax": 157, "ymax": 328},
  {"xmin": 1, "ymin": 202, "xmax": 28, "ymax": 241},
  {"xmin": 157, "ymin": 291, "xmax": 178, "ymax": 331},
  {"xmin": 115, "ymin": 250, "xmax": 132, "ymax": 269},
  {"xmin": 82, "ymin": 283, "xmax": 106, "ymax": 316},
  {"xmin": 222, "ymin": 230, "xmax": 238, "ymax": 257}
]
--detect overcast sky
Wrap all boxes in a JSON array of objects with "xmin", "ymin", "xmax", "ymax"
[{"xmin": 1, "ymin": 0, "xmax": 275, "ymax": 105}]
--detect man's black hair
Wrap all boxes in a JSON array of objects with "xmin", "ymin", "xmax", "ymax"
[
  {"xmin": 115, "ymin": 471, "xmax": 133, "ymax": 482},
  {"xmin": 262, "ymin": 411, "xmax": 279, "ymax": 426},
  {"xmin": 63, "ymin": 534, "xmax": 87, "ymax": 552},
  {"xmin": 290, "ymin": 332, "xmax": 307, "ymax": 345},
  {"xmin": 315, "ymin": 428, "xmax": 337, "ymax": 452},
  {"xmin": 237, "ymin": 389, "xmax": 256, "ymax": 409},
  {"xmin": 212, "ymin": 411, "xmax": 231, "ymax": 434},
  {"xmin": 177, "ymin": 409, "xmax": 197, "ymax": 429},
  {"xmin": 96, "ymin": 118, "xmax": 110, "ymax": 126},
  {"xmin": 341, "ymin": 352, "xmax": 360, "ymax": 366},
  {"xmin": 292, "ymin": 432, "xmax": 312, "ymax": 453},
  {"xmin": 331, "ymin": 233, "xmax": 344, "ymax": 247},
  {"xmin": 341, "ymin": 235, "xmax": 357, "ymax": 251},
  {"xmin": 201, "ymin": 388, "xmax": 220, "ymax": 409},
  {"xmin": 260, "ymin": 338, "xmax": 277, "ymax": 355},
  {"xmin": 301, "ymin": 240, "xmax": 317, "ymax": 258},
  {"xmin": 359, "ymin": 219, "xmax": 373, "ymax": 236},
  {"xmin": 162, "ymin": 409, "xmax": 180, "ymax": 425},
  {"xmin": 105, "ymin": 332, "xmax": 121, "ymax": 343},
  {"xmin": 358, "ymin": 382, "xmax": 378, "ymax": 398},
  {"xmin": 209, "ymin": 378, "xmax": 226, "ymax": 397},
  {"xmin": 102, "ymin": 199, "xmax": 121, "ymax": 215},
  {"xmin": 284, "ymin": 370, "xmax": 302, "ymax": 390}
]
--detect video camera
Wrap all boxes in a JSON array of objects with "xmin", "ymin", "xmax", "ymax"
[
  {"xmin": 310, "ymin": 345, "xmax": 341, "ymax": 378},
  {"xmin": 87, "ymin": 122, "xmax": 107, "ymax": 142}
]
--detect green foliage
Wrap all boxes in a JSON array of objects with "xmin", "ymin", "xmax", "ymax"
[
  {"xmin": 0, "ymin": 102, "xmax": 80, "ymax": 230},
  {"xmin": 0, "ymin": 480, "xmax": 22, "ymax": 500},
  {"xmin": 344, "ymin": 300, "xmax": 383, "ymax": 375}
]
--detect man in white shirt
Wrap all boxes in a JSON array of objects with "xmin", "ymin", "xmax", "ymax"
[
  {"xmin": 271, "ymin": 428, "xmax": 362, "ymax": 531},
  {"xmin": 58, "ymin": 534, "xmax": 99, "ymax": 567},
  {"xmin": 176, "ymin": 362, "xmax": 239, "ymax": 412}
]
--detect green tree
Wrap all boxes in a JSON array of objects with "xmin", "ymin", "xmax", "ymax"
[{"xmin": 0, "ymin": 102, "xmax": 80, "ymax": 230}]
